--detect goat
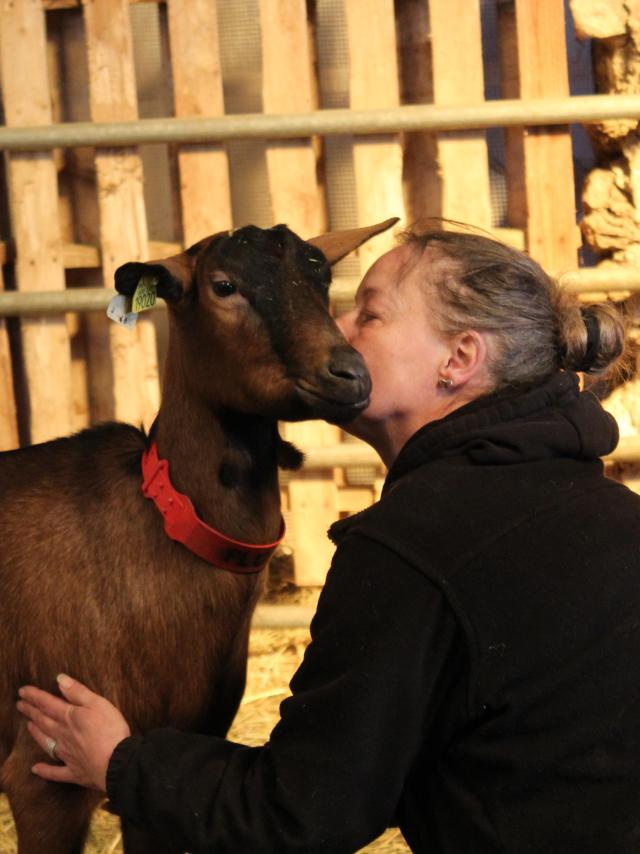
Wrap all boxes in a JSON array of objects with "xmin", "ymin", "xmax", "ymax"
[{"xmin": 0, "ymin": 218, "xmax": 396, "ymax": 854}]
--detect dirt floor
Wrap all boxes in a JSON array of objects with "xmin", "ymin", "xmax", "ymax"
[{"xmin": 0, "ymin": 583, "xmax": 410, "ymax": 853}]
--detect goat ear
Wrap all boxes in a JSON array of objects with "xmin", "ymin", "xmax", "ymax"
[
  {"xmin": 114, "ymin": 233, "xmax": 224, "ymax": 303},
  {"xmin": 306, "ymin": 217, "xmax": 399, "ymax": 265},
  {"xmin": 114, "ymin": 255, "xmax": 194, "ymax": 303}
]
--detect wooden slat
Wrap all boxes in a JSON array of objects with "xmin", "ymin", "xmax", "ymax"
[
  {"xmin": 260, "ymin": 0, "xmax": 338, "ymax": 586},
  {"xmin": 0, "ymin": 0, "xmax": 73, "ymax": 444},
  {"xmin": 0, "ymin": 268, "xmax": 18, "ymax": 451},
  {"xmin": 44, "ymin": 0, "xmax": 150, "ymax": 6},
  {"xmin": 57, "ymin": 8, "xmax": 101, "ymax": 251},
  {"xmin": 260, "ymin": 0, "xmax": 326, "ymax": 237},
  {"xmin": 83, "ymin": 0, "xmax": 160, "ymax": 427},
  {"xmin": 396, "ymin": 0, "xmax": 441, "ymax": 223},
  {"xmin": 345, "ymin": 0, "xmax": 406, "ymax": 272},
  {"xmin": 337, "ymin": 486, "xmax": 376, "ymax": 515},
  {"xmin": 497, "ymin": 0, "xmax": 526, "ymax": 230},
  {"xmin": 514, "ymin": 0, "xmax": 578, "ymax": 270},
  {"xmin": 166, "ymin": 0, "xmax": 232, "ymax": 245},
  {"xmin": 50, "ymin": 10, "xmax": 91, "ymax": 431},
  {"xmin": 429, "ymin": 0, "xmax": 492, "ymax": 227}
]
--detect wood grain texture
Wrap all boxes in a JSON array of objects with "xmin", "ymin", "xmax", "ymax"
[
  {"xmin": 429, "ymin": 0, "xmax": 492, "ymax": 227},
  {"xmin": 167, "ymin": 0, "xmax": 232, "ymax": 245},
  {"xmin": 0, "ymin": 0, "xmax": 73, "ymax": 443},
  {"xmin": 345, "ymin": 0, "xmax": 405, "ymax": 272},
  {"xmin": 514, "ymin": 0, "xmax": 578, "ymax": 270},
  {"xmin": 83, "ymin": 0, "xmax": 159, "ymax": 427}
]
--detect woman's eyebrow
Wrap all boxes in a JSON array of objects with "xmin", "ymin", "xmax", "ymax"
[{"xmin": 356, "ymin": 285, "xmax": 387, "ymax": 305}]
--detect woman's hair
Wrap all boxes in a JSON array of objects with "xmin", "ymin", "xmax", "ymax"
[{"xmin": 403, "ymin": 226, "xmax": 627, "ymax": 393}]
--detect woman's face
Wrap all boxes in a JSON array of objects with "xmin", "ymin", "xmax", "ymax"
[{"xmin": 337, "ymin": 244, "xmax": 453, "ymax": 444}]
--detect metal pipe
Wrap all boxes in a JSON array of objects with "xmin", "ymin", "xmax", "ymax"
[
  {"xmin": 2, "ymin": 268, "xmax": 640, "ymax": 317},
  {"xmin": 299, "ymin": 437, "xmax": 640, "ymax": 467},
  {"xmin": 251, "ymin": 604, "xmax": 315, "ymax": 629},
  {"xmin": 302, "ymin": 444, "xmax": 383, "ymax": 469},
  {"xmin": 0, "ymin": 288, "xmax": 120, "ymax": 316},
  {"xmin": 558, "ymin": 267, "xmax": 640, "ymax": 293},
  {"xmin": 3, "ymin": 94, "xmax": 640, "ymax": 151}
]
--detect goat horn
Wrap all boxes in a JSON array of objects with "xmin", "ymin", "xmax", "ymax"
[{"xmin": 306, "ymin": 217, "xmax": 399, "ymax": 265}]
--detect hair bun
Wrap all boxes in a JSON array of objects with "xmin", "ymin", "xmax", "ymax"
[
  {"xmin": 560, "ymin": 302, "xmax": 625, "ymax": 375},
  {"xmin": 575, "ymin": 308, "xmax": 600, "ymax": 373}
]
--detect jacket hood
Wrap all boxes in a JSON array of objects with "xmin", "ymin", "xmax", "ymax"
[{"xmin": 386, "ymin": 372, "xmax": 619, "ymax": 488}]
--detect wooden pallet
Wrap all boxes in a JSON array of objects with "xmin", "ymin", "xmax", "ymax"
[{"xmin": 0, "ymin": 0, "xmax": 586, "ymax": 584}]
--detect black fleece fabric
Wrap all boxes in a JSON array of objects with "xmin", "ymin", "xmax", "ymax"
[{"xmin": 106, "ymin": 372, "xmax": 640, "ymax": 853}]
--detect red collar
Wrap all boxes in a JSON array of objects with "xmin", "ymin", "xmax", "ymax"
[{"xmin": 141, "ymin": 441, "xmax": 284, "ymax": 574}]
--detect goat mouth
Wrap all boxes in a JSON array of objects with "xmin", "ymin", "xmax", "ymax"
[{"xmin": 294, "ymin": 383, "xmax": 370, "ymax": 422}]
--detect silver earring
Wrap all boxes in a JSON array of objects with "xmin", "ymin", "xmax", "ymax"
[{"xmin": 438, "ymin": 376, "xmax": 453, "ymax": 388}]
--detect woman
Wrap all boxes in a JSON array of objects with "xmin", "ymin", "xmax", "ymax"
[{"xmin": 17, "ymin": 228, "xmax": 640, "ymax": 852}]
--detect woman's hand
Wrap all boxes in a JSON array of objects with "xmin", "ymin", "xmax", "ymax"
[{"xmin": 16, "ymin": 673, "xmax": 131, "ymax": 792}]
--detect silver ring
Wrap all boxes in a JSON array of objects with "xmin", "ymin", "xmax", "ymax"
[{"xmin": 45, "ymin": 737, "xmax": 57, "ymax": 760}]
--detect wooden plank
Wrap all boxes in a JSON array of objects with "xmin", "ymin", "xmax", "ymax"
[
  {"xmin": 57, "ymin": 7, "xmax": 101, "ymax": 250},
  {"xmin": 83, "ymin": 0, "xmax": 160, "ymax": 427},
  {"xmin": 61, "ymin": 240, "xmax": 180, "ymax": 270},
  {"xmin": 260, "ymin": 0, "xmax": 338, "ymax": 586},
  {"xmin": 287, "ymin": 472, "xmax": 338, "ymax": 586},
  {"xmin": 497, "ymin": 0, "xmax": 526, "ymax": 230},
  {"xmin": 345, "ymin": 0, "xmax": 405, "ymax": 272},
  {"xmin": 44, "ymin": 0, "xmax": 151, "ymax": 7},
  {"xmin": 49, "ymin": 10, "xmax": 92, "ymax": 432},
  {"xmin": 0, "ymin": 268, "xmax": 18, "ymax": 451},
  {"xmin": 429, "ymin": 0, "xmax": 492, "ymax": 227},
  {"xmin": 260, "ymin": 0, "xmax": 326, "ymax": 237},
  {"xmin": 514, "ymin": 0, "xmax": 578, "ymax": 269},
  {"xmin": 395, "ymin": 0, "xmax": 441, "ymax": 223},
  {"xmin": 337, "ymin": 486, "xmax": 375, "ymax": 515},
  {"xmin": 0, "ymin": 0, "xmax": 73, "ymax": 444},
  {"xmin": 166, "ymin": 0, "xmax": 232, "ymax": 245}
]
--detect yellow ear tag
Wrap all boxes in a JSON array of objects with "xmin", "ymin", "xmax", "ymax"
[{"xmin": 132, "ymin": 275, "xmax": 158, "ymax": 314}]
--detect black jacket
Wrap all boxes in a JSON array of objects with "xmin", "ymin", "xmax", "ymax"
[{"xmin": 107, "ymin": 372, "xmax": 640, "ymax": 852}]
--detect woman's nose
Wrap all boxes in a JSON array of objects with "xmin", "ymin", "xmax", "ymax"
[{"xmin": 336, "ymin": 310, "xmax": 355, "ymax": 342}]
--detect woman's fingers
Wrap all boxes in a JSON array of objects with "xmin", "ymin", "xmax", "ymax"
[
  {"xmin": 24, "ymin": 720, "xmax": 61, "ymax": 760},
  {"xmin": 17, "ymin": 685, "xmax": 71, "ymax": 722},
  {"xmin": 16, "ymin": 699, "xmax": 60, "ymax": 742},
  {"xmin": 31, "ymin": 761, "xmax": 77, "ymax": 784},
  {"xmin": 56, "ymin": 673, "xmax": 103, "ymax": 709},
  {"xmin": 16, "ymin": 675, "xmax": 132, "ymax": 792}
]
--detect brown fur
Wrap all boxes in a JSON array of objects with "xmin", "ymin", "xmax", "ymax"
[{"xmin": 0, "ymin": 224, "xmax": 373, "ymax": 854}]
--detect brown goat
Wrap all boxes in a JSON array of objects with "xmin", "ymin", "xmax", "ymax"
[{"xmin": 0, "ymin": 219, "xmax": 395, "ymax": 854}]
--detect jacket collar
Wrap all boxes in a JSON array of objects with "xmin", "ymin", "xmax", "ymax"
[{"xmin": 329, "ymin": 372, "xmax": 618, "ymax": 545}]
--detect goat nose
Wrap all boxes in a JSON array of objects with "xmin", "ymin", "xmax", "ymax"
[{"xmin": 328, "ymin": 346, "xmax": 370, "ymax": 388}]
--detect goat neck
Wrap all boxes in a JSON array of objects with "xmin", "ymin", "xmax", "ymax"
[{"xmin": 153, "ymin": 359, "xmax": 282, "ymax": 547}]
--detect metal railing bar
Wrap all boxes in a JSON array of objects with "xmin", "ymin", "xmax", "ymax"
[
  {"xmin": 2, "ymin": 268, "xmax": 640, "ymax": 317},
  {"xmin": 2, "ymin": 94, "xmax": 640, "ymax": 151}
]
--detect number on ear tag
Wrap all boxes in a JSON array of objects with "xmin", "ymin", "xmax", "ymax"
[{"xmin": 132, "ymin": 276, "xmax": 158, "ymax": 314}]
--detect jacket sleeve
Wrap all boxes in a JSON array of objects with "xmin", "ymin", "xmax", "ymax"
[{"xmin": 106, "ymin": 533, "xmax": 465, "ymax": 853}]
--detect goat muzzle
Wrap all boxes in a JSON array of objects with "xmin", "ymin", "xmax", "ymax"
[{"xmin": 295, "ymin": 346, "xmax": 371, "ymax": 423}]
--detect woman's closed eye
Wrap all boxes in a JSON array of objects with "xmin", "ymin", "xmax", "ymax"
[{"xmin": 357, "ymin": 311, "xmax": 379, "ymax": 326}]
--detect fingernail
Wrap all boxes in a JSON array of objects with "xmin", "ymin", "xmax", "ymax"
[
  {"xmin": 57, "ymin": 673, "xmax": 72, "ymax": 688},
  {"xmin": 17, "ymin": 687, "xmax": 25, "ymax": 697}
]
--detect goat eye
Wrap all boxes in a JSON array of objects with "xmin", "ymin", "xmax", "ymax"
[{"xmin": 211, "ymin": 280, "xmax": 236, "ymax": 297}]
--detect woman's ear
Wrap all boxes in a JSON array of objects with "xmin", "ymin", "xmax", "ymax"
[{"xmin": 439, "ymin": 330, "xmax": 488, "ymax": 388}]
